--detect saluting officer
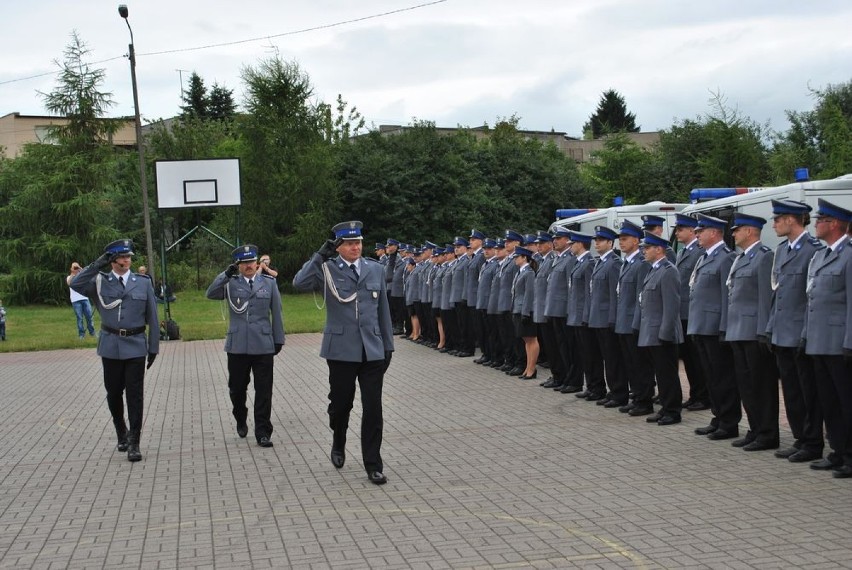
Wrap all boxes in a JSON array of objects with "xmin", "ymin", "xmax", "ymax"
[
  {"xmin": 70, "ymin": 239, "xmax": 159, "ymax": 462},
  {"xmin": 766, "ymin": 200, "xmax": 825, "ymax": 463},
  {"xmin": 802, "ymin": 199, "xmax": 852, "ymax": 478},
  {"xmin": 689, "ymin": 214, "xmax": 740, "ymax": 441},
  {"xmin": 206, "ymin": 244, "xmax": 285, "ymax": 448},
  {"xmin": 725, "ymin": 213, "xmax": 778, "ymax": 451},
  {"xmin": 634, "ymin": 232, "xmax": 683, "ymax": 425},
  {"xmin": 292, "ymin": 221, "xmax": 394, "ymax": 485}
]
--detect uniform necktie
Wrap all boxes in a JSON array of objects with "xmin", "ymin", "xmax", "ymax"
[
  {"xmin": 248, "ymin": 279, "xmax": 253, "ymax": 290},
  {"xmin": 349, "ymin": 263, "xmax": 358, "ymax": 278},
  {"xmin": 118, "ymin": 276, "xmax": 125, "ymax": 289}
]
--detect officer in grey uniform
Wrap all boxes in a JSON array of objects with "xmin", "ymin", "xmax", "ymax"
[
  {"xmin": 207, "ymin": 244, "xmax": 285, "ymax": 448},
  {"xmin": 466, "ymin": 230, "xmax": 487, "ymax": 360},
  {"xmin": 567, "ymin": 232, "xmax": 604, "ymax": 400},
  {"xmin": 614, "ymin": 220, "xmax": 654, "ymax": 416},
  {"xmin": 689, "ymin": 214, "xmax": 740, "ymax": 440},
  {"xmin": 802, "ymin": 199, "xmax": 852, "ymax": 478},
  {"xmin": 634, "ymin": 232, "xmax": 683, "ymax": 425},
  {"xmin": 542, "ymin": 229, "xmax": 581, "ymax": 391},
  {"xmin": 498, "ymin": 231, "xmax": 523, "ymax": 375},
  {"xmin": 725, "ymin": 213, "xmax": 778, "ymax": 451},
  {"xmin": 71, "ymin": 239, "xmax": 159, "ymax": 462},
  {"xmin": 486, "ymin": 240, "xmax": 509, "ymax": 368},
  {"xmin": 293, "ymin": 221, "xmax": 394, "ymax": 485},
  {"xmin": 385, "ymin": 239, "xmax": 406, "ymax": 335},
  {"xmin": 474, "ymin": 238, "xmax": 499, "ymax": 365},
  {"xmin": 765, "ymin": 199, "xmax": 824, "ymax": 463},
  {"xmin": 449, "ymin": 237, "xmax": 473, "ymax": 356},
  {"xmin": 674, "ymin": 213, "xmax": 709, "ymax": 411},
  {"xmin": 532, "ymin": 231, "xmax": 554, "ymax": 378}
]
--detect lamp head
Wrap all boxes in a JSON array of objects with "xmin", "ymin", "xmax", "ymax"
[{"xmin": 118, "ymin": 4, "xmax": 129, "ymax": 18}]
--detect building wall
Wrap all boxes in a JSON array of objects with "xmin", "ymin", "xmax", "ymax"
[{"xmin": 0, "ymin": 113, "xmax": 137, "ymax": 157}]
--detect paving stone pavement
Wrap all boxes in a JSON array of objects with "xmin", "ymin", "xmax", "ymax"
[{"xmin": 1, "ymin": 334, "xmax": 851, "ymax": 569}]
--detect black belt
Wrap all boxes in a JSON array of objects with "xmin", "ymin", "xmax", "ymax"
[{"xmin": 101, "ymin": 325, "xmax": 147, "ymax": 337}]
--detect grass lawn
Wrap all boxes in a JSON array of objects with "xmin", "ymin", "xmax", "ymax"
[{"xmin": 0, "ymin": 290, "xmax": 327, "ymax": 353}]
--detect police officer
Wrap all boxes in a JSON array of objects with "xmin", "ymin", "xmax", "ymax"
[
  {"xmin": 802, "ymin": 200, "xmax": 852, "ymax": 478},
  {"xmin": 206, "ymin": 244, "xmax": 285, "ymax": 448},
  {"xmin": 674, "ymin": 213, "xmax": 710, "ymax": 411},
  {"xmin": 465, "ymin": 230, "xmax": 487, "ymax": 359},
  {"xmin": 634, "ymin": 232, "xmax": 683, "ymax": 425},
  {"xmin": 292, "ymin": 221, "xmax": 394, "ymax": 485},
  {"xmin": 385, "ymin": 239, "xmax": 406, "ymax": 335},
  {"xmin": 498, "ymin": 231, "xmax": 524, "ymax": 375},
  {"xmin": 642, "ymin": 215, "xmax": 676, "ymax": 263},
  {"xmin": 70, "ymin": 239, "xmax": 159, "ymax": 461},
  {"xmin": 542, "ymin": 229, "xmax": 581, "ymax": 392},
  {"xmin": 449, "ymin": 237, "xmax": 473, "ymax": 356},
  {"xmin": 474, "ymin": 238, "xmax": 499, "ymax": 365},
  {"xmin": 689, "ymin": 214, "xmax": 740, "ymax": 441},
  {"xmin": 375, "ymin": 243, "xmax": 388, "ymax": 264},
  {"xmin": 725, "ymin": 213, "xmax": 778, "ymax": 451},
  {"xmin": 766, "ymin": 200, "xmax": 825, "ymax": 463},
  {"xmin": 567, "ymin": 232, "xmax": 604, "ymax": 400}
]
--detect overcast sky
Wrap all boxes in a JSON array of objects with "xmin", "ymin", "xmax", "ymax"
[{"xmin": 2, "ymin": 0, "xmax": 851, "ymax": 137}]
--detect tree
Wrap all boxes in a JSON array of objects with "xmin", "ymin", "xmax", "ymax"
[
  {"xmin": 208, "ymin": 83, "xmax": 237, "ymax": 121},
  {"xmin": 583, "ymin": 89, "xmax": 640, "ymax": 139},
  {"xmin": 180, "ymin": 73, "xmax": 208, "ymax": 119},
  {"xmin": 580, "ymin": 133, "xmax": 659, "ymax": 206}
]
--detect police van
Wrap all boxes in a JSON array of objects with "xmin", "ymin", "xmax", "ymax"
[
  {"xmin": 549, "ymin": 202, "xmax": 689, "ymax": 242},
  {"xmin": 680, "ymin": 173, "xmax": 852, "ymax": 249}
]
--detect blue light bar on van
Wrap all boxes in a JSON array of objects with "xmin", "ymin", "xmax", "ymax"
[
  {"xmin": 555, "ymin": 208, "xmax": 596, "ymax": 220},
  {"xmin": 689, "ymin": 187, "xmax": 765, "ymax": 203}
]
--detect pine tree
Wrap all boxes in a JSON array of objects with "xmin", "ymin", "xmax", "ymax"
[{"xmin": 583, "ymin": 89, "xmax": 640, "ymax": 138}]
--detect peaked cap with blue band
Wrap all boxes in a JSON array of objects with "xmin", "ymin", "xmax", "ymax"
[
  {"xmin": 535, "ymin": 230, "xmax": 553, "ymax": 243},
  {"xmin": 104, "ymin": 239, "xmax": 134, "ymax": 257},
  {"xmin": 618, "ymin": 220, "xmax": 643, "ymax": 239},
  {"xmin": 469, "ymin": 229, "xmax": 486, "ymax": 240},
  {"xmin": 594, "ymin": 225, "xmax": 618, "ymax": 241},
  {"xmin": 640, "ymin": 231, "xmax": 669, "ymax": 248},
  {"xmin": 483, "ymin": 238, "xmax": 497, "ymax": 248},
  {"xmin": 730, "ymin": 212, "xmax": 767, "ymax": 230},
  {"xmin": 232, "ymin": 244, "xmax": 259, "ymax": 262},
  {"xmin": 815, "ymin": 198, "xmax": 852, "ymax": 222},
  {"xmin": 675, "ymin": 213, "xmax": 699, "ymax": 228},
  {"xmin": 386, "ymin": 238, "xmax": 400, "ymax": 246},
  {"xmin": 505, "ymin": 229, "xmax": 524, "ymax": 243},
  {"xmin": 641, "ymin": 215, "xmax": 666, "ymax": 228},
  {"xmin": 567, "ymin": 231, "xmax": 593, "ymax": 245},
  {"xmin": 332, "ymin": 220, "xmax": 363, "ymax": 240},
  {"xmin": 453, "ymin": 236, "xmax": 470, "ymax": 247},
  {"xmin": 512, "ymin": 246, "xmax": 534, "ymax": 259},
  {"xmin": 771, "ymin": 199, "xmax": 811, "ymax": 216},
  {"xmin": 552, "ymin": 227, "xmax": 572, "ymax": 238},
  {"xmin": 695, "ymin": 213, "xmax": 727, "ymax": 230}
]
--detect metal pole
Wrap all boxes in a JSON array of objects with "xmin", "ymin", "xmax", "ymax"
[{"xmin": 124, "ymin": 21, "xmax": 157, "ymax": 286}]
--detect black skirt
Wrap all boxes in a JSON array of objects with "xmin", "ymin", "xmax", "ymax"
[{"xmin": 513, "ymin": 313, "xmax": 536, "ymax": 338}]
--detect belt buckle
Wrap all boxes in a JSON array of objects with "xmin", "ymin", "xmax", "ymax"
[{"xmin": 119, "ymin": 328, "xmax": 128, "ymax": 337}]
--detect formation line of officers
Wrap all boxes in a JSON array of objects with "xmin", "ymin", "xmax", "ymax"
[{"xmin": 376, "ymin": 198, "xmax": 852, "ymax": 479}]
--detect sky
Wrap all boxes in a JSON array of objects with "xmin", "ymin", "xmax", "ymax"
[{"xmin": 2, "ymin": 0, "xmax": 851, "ymax": 138}]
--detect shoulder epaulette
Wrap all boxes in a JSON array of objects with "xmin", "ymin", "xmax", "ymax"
[
  {"xmin": 722, "ymin": 246, "xmax": 732, "ymax": 253},
  {"xmin": 363, "ymin": 257, "xmax": 380, "ymax": 264},
  {"xmin": 260, "ymin": 273, "xmax": 276, "ymax": 279},
  {"xmin": 759, "ymin": 245, "xmax": 771, "ymax": 253},
  {"xmin": 809, "ymin": 237, "xmax": 824, "ymax": 248}
]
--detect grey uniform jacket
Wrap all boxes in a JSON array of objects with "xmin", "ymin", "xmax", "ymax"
[
  {"xmin": 567, "ymin": 253, "xmax": 594, "ymax": 326},
  {"xmin": 293, "ymin": 254, "xmax": 394, "ymax": 362},
  {"xmin": 588, "ymin": 251, "xmax": 622, "ymax": 329},
  {"xmin": 406, "ymin": 262, "xmax": 425, "ymax": 305},
  {"xmin": 532, "ymin": 252, "xmax": 554, "ymax": 323},
  {"xmin": 465, "ymin": 250, "xmax": 485, "ymax": 307},
  {"xmin": 687, "ymin": 244, "xmax": 735, "ymax": 335},
  {"xmin": 390, "ymin": 255, "xmax": 406, "ymax": 297},
  {"xmin": 440, "ymin": 261, "xmax": 455, "ymax": 310},
  {"xmin": 544, "ymin": 252, "xmax": 574, "ymax": 319},
  {"xmin": 206, "ymin": 272, "xmax": 285, "ymax": 354},
  {"xmin": 486, "ymin": 259, "xmax": 505, "ymax": 315},
  {"xmin": 431, "ymin": 264, "xmax": 446, "ymax": 309},
  {"xmin": 765, "ymin": 233, "xmax": 823, "ymax": 347},
  {"xmin": 676, "ymin": 241, "xmax": 703, "ymax": 319},
  {"xmin": 634, "ymin": 260, "xmax": 683, "ymax": 347},
  {"xmin": 419, "ymin": 261, "xmax": 434, "ymax": 303},
  {"xmin": 497, "ymin": 258, "xmax": 519, "ymax": 313},
  {"xmin": 511, "ymin": 266, "xmax": 534, "ymax": 316},
  {"xmin": 724, "ymin": 243, "xmax": 773, "ymax": 342},
  {"xmin": 803, "ymin": 239, "xmax": 852, "ymax": 356},
  {"xmin": 71, "ymin": 266, "xmax": 159, "ymax": 360},
  {"xmin": 476, "ymin": 259, "xmax": 498, "ymax": 311},
  {"xmin": 450, "ymin": 255, "xmax": 470, "ymax": 304},
  {"xmin": 614, "ymin": 252, "xmax": 650, "ymax": 335}
]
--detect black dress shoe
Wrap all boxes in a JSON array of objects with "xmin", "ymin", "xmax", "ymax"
[
  {"xmin": 541, "ymin": 379, "xmax": 559, "ymax": 388},
  {"xmin": 628, "ymin": 406, "xmax": 654, "ymax": 417},
  {"xmin": 127, "ymin": 443, "xmax": 142, "ymax": 462},
  {"xmin": 810, "ymin": 457, "xmax": 842, "ymax": 470},
  {"xmin": 832, "ymin": 465, "xmax": 852, "ymax": 479},
  {"xmin": 686, "ymin": 401, "xmax": 711, "ymax": 411},
  {"xmin": 258, "ymin": 436, "xmax": 274, "ymax": 448},
  {"xmin": 707, "ymin": 429, "xmax": 738, "ymax": 441},
  {"xmin": 657, "ymin": 415, "xmax": 681, "ymax": 426},
  {"xmin": 507, "ymin": 367, "xmax": 524, "ymax": 376},
  {"xmin": 586, "ymin": 392, "xmax": 606, "ymax": 401},
  {"xmin": 681, "ymin": 398, "xmax": 694, "ymax": 409},
  {"xmin": 743, "ymin": 440, "xmax": 779, "ymax": 452},
  {"xmin": 788, "ymin": 449, "xmax": 822, "ymax": 463},
  {"xmin": 519, "ymin": 372, "xmax": 538, "ymax": 380},
  {"xmin": 367, "ymin": 471, "xmax": 388, "ymax": 485},
  {"xmin": 731, "ymin": 434, "xmax": 755, "ymax": 448},
  {"xmin": 774, "ymin": 446, "xmax": 799, "ymax": 459},
  {"xmin": 575, "ymin": 390, "xmax": 590, "ymax": 398},
  {"xmin": 488, "ymin": 361, "xmax": 503, "ymax": 368},
  {"xmin": 116, "ymin": 435, "xmax": 129, "ymax": 452},
  {"xmin": 330, "ymin": 448, "xmax": 345, "ymax": 469},
  {"xmin": 237, "ymin": 421, "xmax": 248, "ymax": 438},
  {"xmin": 694, "ymin": 425, "xmax": 718, "ymax": 435},
  {"xmin": 473, "ymin": 357, "xmax": 487, "ymax": 364},
  {"xmin": 618, "ymin": 403, "xmax": 635, "ymax": 413},
  {"xmin": 439, "ymin": 347, "xmax": 450, "ymax": 353},
  {"xmin": 457, "ymin": 351, "xmax": 474, "ymax": 357},
  {"xmin": 498, "ymin": 364, "xmax": 513, "ymax": 372},
  {"xmin": 538, "ymin": 361, "xmax": 550, "ymax": 369},
  {"xmin": 595, "ymin": 397, "xmax": 611, "ymax": 406},
  {"xmin": 603, "ymin": 400, "xmax": 625, "ymax": 409},
  {"xmin": 560, "ymin": 385, "xmax": 583, "ymax": 394},
  {"xmin": 646, "ymin": 413, "xmax": 663, "ymax": 423}
]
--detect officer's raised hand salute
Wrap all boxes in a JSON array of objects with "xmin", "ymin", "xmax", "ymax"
[
  {"xmin": 207, "ymin": 244, "xmax": 285, "ymax": 448},
  {"xmin": 70, "ymin": 239, "xmax": 159, "ymax": 462},
  {"xmin": 293, "ymin": 221, "xmax": 394, "ymax": 485}
]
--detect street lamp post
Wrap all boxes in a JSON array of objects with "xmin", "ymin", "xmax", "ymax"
[{"xmin": 119, "ymin": 4, "xmax": 156, "ymax": 285}]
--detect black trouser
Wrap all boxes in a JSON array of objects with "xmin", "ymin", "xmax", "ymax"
[
  {"xmin": 680, "ymin": 320, "xmax": 708, "ymax": 403},
  {"xmin": 559, "ymin": 320, "xmax": 584, "ymax": 387},
  {"xmin": 775, "ymin": 346, "xmax": 823, "ymax": 453},
  {"xmin": 419, "ymin": 302, "xmax": 434, "ymax": 342},
  {"xmin": 619, "ymin": 333, "xmax": 653, "ymax": 408},
  {"xmin": 474, "ymin": 308, "xmax": 489, "ymax": 358},
  {"xmin": 536, "ymin": 322, "xmax": 548, "ymax": 364},
  {"xmin": 227, "ymin": 353, "xmax": 274, "ymax": 441},
  {"xmin": 390, "ymin": 295, "xmax": 406, "ymax": 331},
  {"xmin": 487, "ymin": 313, "xmax": 504, "ymax": 364},
  {"xmin": 442, "ymin": 307, "xmax": 459, "ymax": 350},
  {"xmin": 455, "ymin": 301, "xmax": 472, "ymax": 352},
  {"xmin": 327, "ymin": 357, "xmax": 385, "ymax": 473},
  {"xmin": 692, "ymin": 335, "xmax": 740, "ymax": 432},
  {"xmin": 102, "ymin": 357, "xmax": 145, "ymax": 439},
  {"xmin": 594, "ymin": 327, "xmax": 627, "ymax": 403},
  {"xmin": 731, "ymin": 340, "xmax": 779, "ymax": 445},
  {"xmin": 542, "ymin": 318, "xmax": 563, "ymax": 381},
  {"xmin": 644, "ymin": 343, "xmax": 682, "ymax": 418},
  {"xmin": 467, "ymin": 304, "xmax": 480, "ymax": 353},
  {"xmin": 498, "ymin": 312, "xmax": 516, "ymax": 366},
  {"xmin": 812, "ymin": 355, "xmax": 852, "ymax": 467},
  {"xmin": 575, "ymin": 326, "xmax": 604, "ymax": 395}
]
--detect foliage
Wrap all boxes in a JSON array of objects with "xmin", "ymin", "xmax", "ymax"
[
  {"xmin": 583, "ymin": 89, "xmax": 640, "ymax": 139},
  {"xmin": 179, "ymin": 72, "xmax": 237, "ymax": 121},
  {"xmin": 580, "ymin": 134, "xmax": 660, "ymax": 205}
]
